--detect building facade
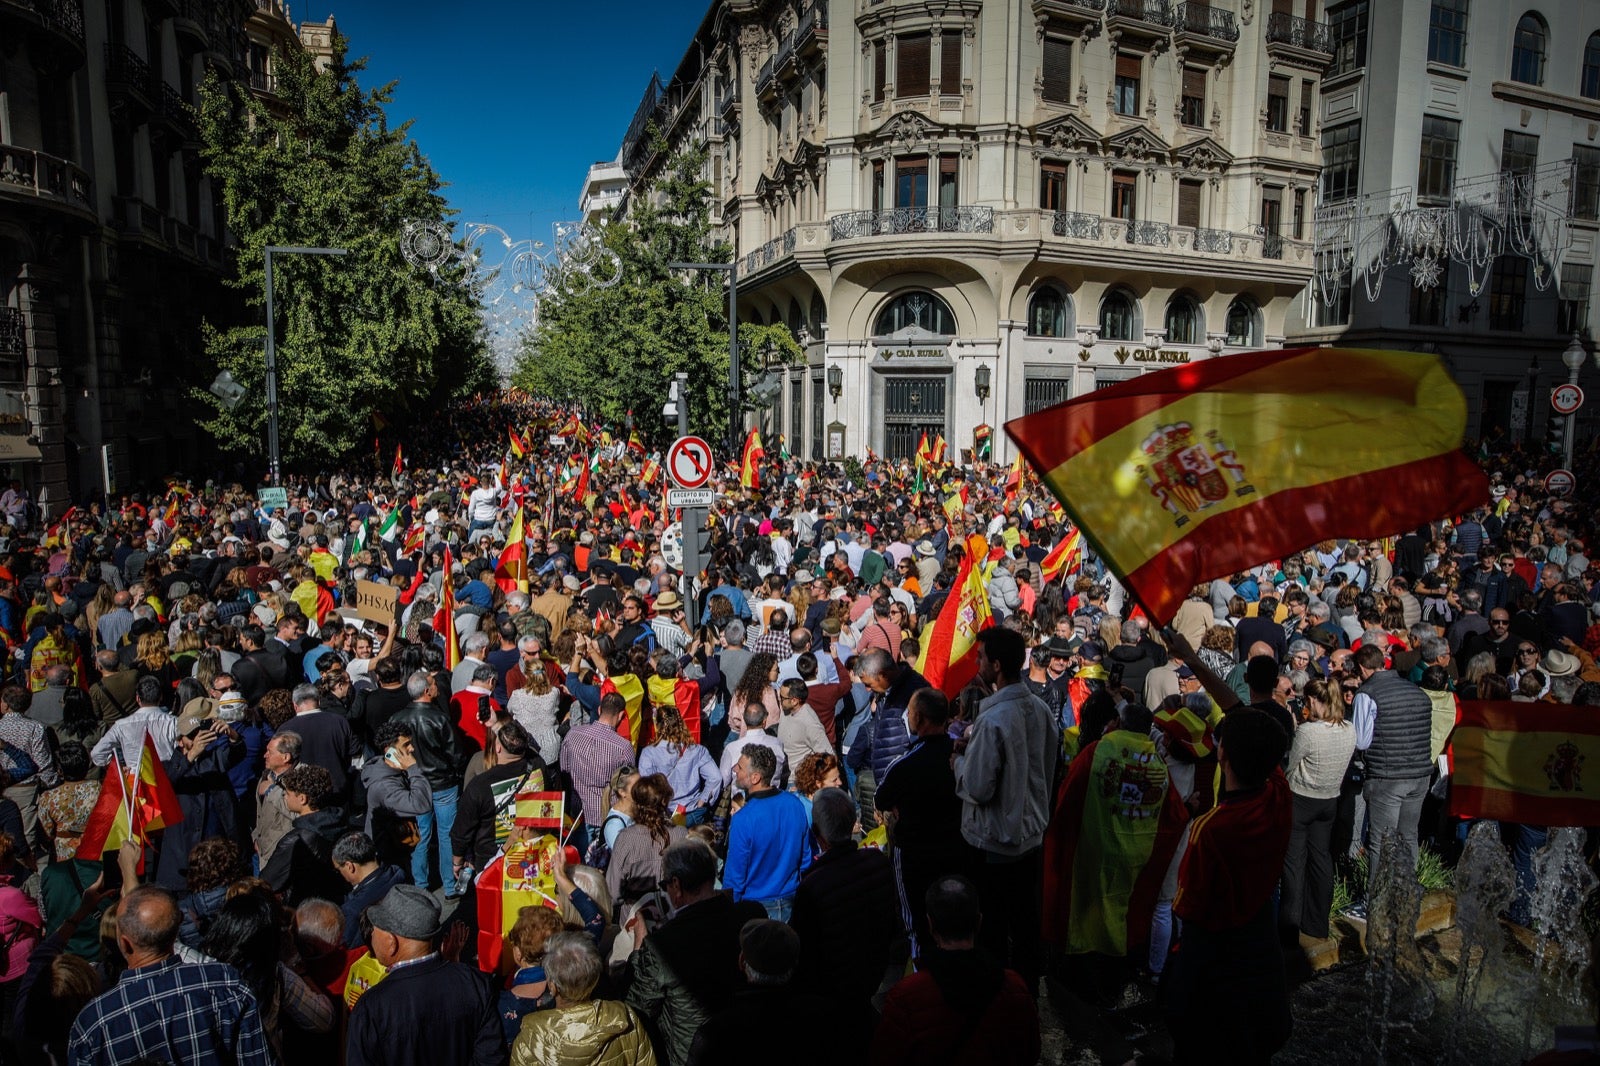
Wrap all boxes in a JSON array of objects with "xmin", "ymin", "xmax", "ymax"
[
  {"xmin": 0, "ymin": 0, "xmax": 331, "ymax": 513},
  {"xmin": 1290, "ymin": 0, "xmax": 1600, "ymax": 447},
  {"xmin": 613, "ymin": 0, "xmax": 1337, "ymax": 462}
]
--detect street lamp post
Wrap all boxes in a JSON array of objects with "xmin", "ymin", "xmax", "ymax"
[
  {"xmin": 264, "ymin": 245, "xmax": 347, "ymax": 485},
  {"xmin": 1561, "ymin": 333, "xmax": 1586, "ymax": 471},
  {"xmin": 668, "ymin": 259, "xmax": 740, "ymax": 454},
  {"xmin": 1521, "ymin": 355, "xmax": 1539, "ymax": 444}
]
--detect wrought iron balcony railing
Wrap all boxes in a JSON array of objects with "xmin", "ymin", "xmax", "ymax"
[
  {"xmin": 1126, "ymin": 220, "xmax": 1171, "ymax": 247},
  {"xmin": 830, "ymin": 206, "xmax": 996, "ymax": 240},
  {"xmin": 1265, "ymin": 11, "xmax": 1332, "ymax": 54},
  {"xmin": 1193, "ymin": 227, "xmax": 1233, "ymax": 253},
  {"xmin": 1106, "ymin": 0, "xmax": 1172, "ymax": 26},
  {"xmin": 1052, "ymin": 210, "xmax": 1103, "ymax": 239},
  {"xmin": 1173, "ymin": 2, "xmax": 1238, "ymax": 41}
]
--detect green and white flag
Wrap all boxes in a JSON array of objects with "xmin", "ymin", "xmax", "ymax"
[
  {"xmin": 347, "ymin": 517, "xmax": 369, "ymax": 562},
  {"xmin": 375, "ymin": 508, "xmax": 399, "ymax": 544}
]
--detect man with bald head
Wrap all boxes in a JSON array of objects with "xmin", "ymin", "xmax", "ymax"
[{"xmin": 69, "ymin": 884, "xmax": 273, "ymax": 1065}]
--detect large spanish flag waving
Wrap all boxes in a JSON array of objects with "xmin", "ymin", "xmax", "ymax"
[
  {"xmin": 433, "ymin": 546, "xmax": 462, "ymax": 671},
  {"xmin": 1006, "ymin": 348, "xmax": 1487, "ymax": 624},
  {"xmin": 1449, "ymin": 701, "xmax": 1600, "ymax": 826},
  {"xmin": 495, "ymin": 507, "xmax": 528, "ymax": 594},
  {"xmin": 915, "ymin": 534, "xmax": 994, "ymax": 696},
  {"xmin": 740, "ymin": 428, "xmax": 764, "ymax": 490},
  {"xmin": 76, "ymin": 754, "xmax": 132, "ymax": 860}
]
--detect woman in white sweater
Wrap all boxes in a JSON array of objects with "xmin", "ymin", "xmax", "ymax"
[
  {"xmin": 1279, "ymin": 678, "xmax": 1357, "ymax": 939},
  {"xmin": 507, "ymin": 671, "xmax": 563, "ymax": 771}
]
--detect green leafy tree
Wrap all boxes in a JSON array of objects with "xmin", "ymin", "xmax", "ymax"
[
  {"xmin": 196, "ymin": 35, "xmax": 493, "ymax": 467},
  {"xmin": 515, "ymin": 135, "xmax": 800, "ymax": 448}
]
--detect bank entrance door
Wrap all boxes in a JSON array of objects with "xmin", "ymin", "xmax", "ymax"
[{"xmin": 882, "ymin": 376, "xmax": 947, "ymax": 460}]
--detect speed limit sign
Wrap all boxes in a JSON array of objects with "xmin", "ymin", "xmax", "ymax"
[{"xmin": 1552, "ymin": 383, "xmax": 1585, "ymax": 416}]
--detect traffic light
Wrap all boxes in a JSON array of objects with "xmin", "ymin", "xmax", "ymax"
[{"xmin": 1547, "ymin": 413, "xmax": 1566, "ymax": 456}]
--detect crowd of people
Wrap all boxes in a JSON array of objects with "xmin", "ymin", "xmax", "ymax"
[{"xmin": 0, "ymin": 394, "xmax": 1590, "ymax": 1066}]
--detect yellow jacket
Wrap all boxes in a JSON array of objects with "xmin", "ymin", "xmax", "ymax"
[{"xmin": 511, "ymin": 1000, "xmax": 657, "ymax": 1066}]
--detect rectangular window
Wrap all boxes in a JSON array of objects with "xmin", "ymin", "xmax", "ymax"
[
  {"xmin": 1329, "ymin": 1, "xmax": 1369, "ymax": 77},
  {"xmin": 1181, "ymin": 67, "xmax": 1206, "ymax": 127},
  {"xmin": 1111, "ymin": 170, "xmax": 1137, "ymax": 221},
  {"xmin": 1114, "ymin": 53, "xmax": 1140, "ymax": 116},
  {"xmin": 1417, "ymin": 115, "xmax": 1460, "ymax": 201},
  {"xmin": 1267, "ymin": 75, "xmax": 1290, "ymax": 132},
  {"xmin": 1489, "ymin": 255, "xmax": 1528, "ymax": 331},
  {"xmin": 1559, "ymin": 263, "xmax": 1593, "ymax": 335},
  {"xmin": 1572, "ymin": 144, "xmax": 1600, "ymax": 221},
  {"xmin": 1024, "ymin": 377, "xmax": 1072, "ymax": 414},
  {"xmin": 896, "ymin": 158, "xmax": 929, "ymax": 208},
  {"xmin": 1321, "ymin": 121, "xmax": 1361, "ymax": 202},
  {"xmin": 938, "ymin": 154, "xmax": 958, "ymax": 209},
  {"xmin": 1502, "ymin": 130, "xmax": 1539, "ymax": 177},
  {"xmin": 1261, "ymin": 187, "xmax": 1284, "ymax": 257},
  {"xmin": 1178, "ymin": 179, "xmax": 1202, "ymax": 229},
  {"xmin": 1292, "ymin": 188, "xmax": 1306, "ymax": 239},
  {"xmin": 1040, "ymin": 162, "xmax": 1067, "ymax": 211},
  {"xmin": 1410, "ymin": 277, "xmax": 1446, "ymax": 326},
  {"xmin": 940, "ymin": 30, "xmax": 962, "ymax": 93},
  {"xmin": 871, "ymin": 160, "xmax": 884, "ymax": 212},
  {"xmin": 1428, "ymin": 0, "xmax": 1468, "ymax": 67},
  {"xmin": 897, "ymin": 33, "xmax": 931, "ymax": 97},
  {"xmin": 1299, "ymin": 79, "xmax": 1314, "ymax": 136},
  {"xmin": 1042, "ymin": 36, "xmax": 1073, "ymax": 103},
  {"xmin": 873, "ymin": 40, "xmax": 886, "ymax": 102},
  {"xmin": 1314, "ymin": 257, "xmax": 1352, "ymax": 327}
]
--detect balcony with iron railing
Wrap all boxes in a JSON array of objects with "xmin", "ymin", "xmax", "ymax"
[
  {"xmin": 796, "ymin": 3, "xmax": 828, "ymax": 56},
  {"xmin": 1192, "ymin": 227, "xmax": 1233, "ymax": 253},
  {"xmin": 0, "ymin": 143, "xmax": 94, "ymax": 221},
  {"xmin": 1, "ymin": 0, "xmax": 86, "ymax": 64},
  {"xmin": 1265, "ymin": 11, "xmax": 1332, "ymax": 59},
  {"xmin": 172, "ymin": 0, "xmax": 210, "ymax": 44},
  {"xmin": 1031, "ymin": 0, "xmax": 1106, "ymax": 36},
  {"xmin": 832, "ymin": 206, "xmax": 996, "ymax": 240},
  {"xmin": 774, "ymin": 31, "xmax": 798, "ymax": 81},
  {"xmin": 105, "ymin": 43, "xmax": 156, "ymax": 112},
  {"xmin": 1052, "ymin": 211, "xmax": 1104, "ymax": 239},
  {"xmin": 1107, "ymin": 0, "xmax": 1172, "ymax": 28},
  {"xmin": 0, "ymin": 308, "xmax": 22, "ymax": 362},
  {"xmin": 718, "ymin": 84, "xmax": 739, "ymax": 122},
  {"xmin": 1173, "ymin": 2, "xmax": 1238, "ymax": 44},
  {"xmin": 1124, "ymin": 219, "xmax": 1171, "ymax": 247},
  {"xmin": 755, "ymin": 54, "xmax": 776, "ymax": 98},
  {"xmin": 248, "ymin": 67, "xmax": 278, "ymax": 93}
]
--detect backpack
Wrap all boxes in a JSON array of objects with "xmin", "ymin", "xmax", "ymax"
[{"xmin": 582, "ymin": 812, "xmax": 627, "ymax": 870}]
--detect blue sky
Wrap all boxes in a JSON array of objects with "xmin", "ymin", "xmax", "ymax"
[{"xmin": 316, "ymin": 0, "xmax": 708, "ymax": 242}]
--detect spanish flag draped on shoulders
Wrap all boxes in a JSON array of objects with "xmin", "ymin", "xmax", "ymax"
[{"xmin": 1042, "ymin": 723, "xmax": 1189, "ymax": 956}]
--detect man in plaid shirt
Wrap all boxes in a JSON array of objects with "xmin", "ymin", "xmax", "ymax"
[
  {"xmin": 751, "ymin": 608, "xmax": 794, "ymax": 659},
  {"xmin": 0, "ymin": 684, "xmax": 60, "ymax": 848},
  {"xmin": 68, "ymin": 885, "xmax": 273, "ymax": 1066}
]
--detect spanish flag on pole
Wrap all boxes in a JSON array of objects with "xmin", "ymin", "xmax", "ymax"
[
  {"xmin": 433, "ymin": 546, "xmax": 461, "ymax": 671},
  {"xmin": 392, "ymin": 443, "xmax": 404, "ymax": 479},
  {"xmin": 76, "ymin": 754, "xmax": 132, "ymax": 860},
  {"xmin": 915, "ymin": 534, "xmax": 995, "ymax": 697},
  {"xmin": 1005, "ymin": 348, "xmax": 1487, "ymax": 624},
  {"xmin": 1040, "ymin": 527, "xmax": 1083, "ymax": 585},
  {"xmin": 131, "ymin": 733, "xmax": 182, "ymax": 841},
  {"xmin": 495, "ymin": 507, "xmax": 528, "ymax": 594},
  {"xmin": 1449, "ymin": 701, "xmax": 1600, "ymax": 826},
  {"xmin": 740, "ymin": 428, "xmax": 764, "ymax": 491},
  {"xmin": 508, "ymin": 427, "xmax": 526, "ymax": 459}
]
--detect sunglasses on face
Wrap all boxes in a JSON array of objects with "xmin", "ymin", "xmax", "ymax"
[{"xmin": 1518, "ymin": 647, "xmax": 1539, "ymax": 656}]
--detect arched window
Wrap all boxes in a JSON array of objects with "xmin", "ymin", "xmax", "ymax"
[
  {"xmin": 1510, "ymin": 12, "xmax": 1547, "ymax": 85},
  {"xmin": 1225, "ymin": 296, "xmax": 1260, "ymax": 347},
  {"xmin": 809, "ymin": 292, "xmax": 827, "ymax": 333},
  {"xmin": 1027, "ymin": 288, "xmax": 1071, "ymax": 337},
  {"xmin": 1099, "ymin": 289, "xmax": 1138, "ymax": 341},
  {"xmin": 1583, "ymin": 31, "xmax": 1600, "ymax": 99},
  {"xmin": 875, "ymin": 290, "xmax": 957, "ymax": 335},
  {"xmin": 788, "ymin": 297, "xmax": 803, "ymax": 335},
  {"xmin": 1165, "ymin": 295, "xmax": 1202, "ymax": 345}
]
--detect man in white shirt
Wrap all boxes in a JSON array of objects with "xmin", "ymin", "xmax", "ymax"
[
  {"xmin": 90, "ymin": 676, "xmax": 178, "ymax": 768},
  {"xmin": 718, "ymin": 702, "xmax": 788, "ymax": 793},
  {"xmin": 778, "ymin": 628, "xmax": 839, "ymax": 685}
]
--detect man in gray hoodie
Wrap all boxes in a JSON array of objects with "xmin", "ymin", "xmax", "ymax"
[{"xmin": 954, "ymin": 627, "xmax": 1059, "ymax": 992}]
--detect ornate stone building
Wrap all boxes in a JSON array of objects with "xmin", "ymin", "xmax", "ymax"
[
  {"xmin": 0, "ymin": 0, "xmax": 331, "ymax": 510},
  {"xmin": 613, "ymin": 0, "xmax": 1334, "ymax": 462}
]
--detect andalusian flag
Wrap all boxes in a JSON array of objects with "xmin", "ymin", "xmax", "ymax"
[
  {"xmin": 1006, "ymin": 348, "xmax": 1488, "ymax": 624},
  {"xmin": 740, "ymin": 428, "xmax": 764, "ymax": 490},
  {"xmin": 346, "ymin": 517, "xmax": 369, "ymax": 562},
  {"xmin": 915, "ymin": 534, "xmax": 995, "ymax": 696},
  {"xmin": 495, "ymin": 507, "xmax": 528, "ymax": 594},
  {"xmin": 1450, "ymin": 702, "xmax": 1600, "ymax": 825},
  {"xmin": 375, "ymin": 508, "xmax": 399, "ymax": 546},
  {"xmin": 1040, "ymin": 527, "xmax": 1083, "ymax": 584},
  {"xmin": 973, "ymin": 424, "xmax": 993, "ymax": 459}
]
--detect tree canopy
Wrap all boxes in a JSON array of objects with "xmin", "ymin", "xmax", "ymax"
[
  {"xmin": 196, "ymin": 34, "xmax": 494, "ymax": 468},
  {"xmin": 514, "ymin": 136, "xmax": 801, "ymax": 448}
]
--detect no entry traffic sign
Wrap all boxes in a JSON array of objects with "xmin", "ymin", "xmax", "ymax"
[
  {"xmin": 1551, "ymin": 383, "xmax": 1585, "ymax": 416},
  {"xmin": 667, "ymin": 435, "xmax": 714, "ymax": 489},
  {"xmin": 1545, "ymin": 468, "xmax": 1576, "ymax": 497}
]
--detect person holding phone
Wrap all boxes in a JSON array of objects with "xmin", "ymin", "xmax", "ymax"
[{"xmin": 360, "ymin": 722, "xmax": 434, "ymax": 876}]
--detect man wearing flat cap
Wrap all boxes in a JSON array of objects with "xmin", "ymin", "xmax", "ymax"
[{"xmin": 346, "ymin": 884, "xmax": 504, "ymax": 1066}]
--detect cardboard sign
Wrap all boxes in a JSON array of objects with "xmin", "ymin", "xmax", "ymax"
[
  {"xmin": 258, "ymin": 487, "xmax": 288, "ymax": 512},
  {"xmin": 351, "ymin": 579, "xmax": 399, "ymax": 626}
]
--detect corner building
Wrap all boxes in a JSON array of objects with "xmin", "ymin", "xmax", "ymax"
[{"xmin": 613, "ymin": 0, "xmax": 1334, "ymax": 462}]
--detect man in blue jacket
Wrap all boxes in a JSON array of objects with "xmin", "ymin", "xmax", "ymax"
[{"xmin": 724, "ymin": 745, "xmax": 810, "ymax": 921}]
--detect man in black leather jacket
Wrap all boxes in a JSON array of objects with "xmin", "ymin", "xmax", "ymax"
[{"xmin": 388, "ymin": 669, "xmax": 469, "ymax": 896}]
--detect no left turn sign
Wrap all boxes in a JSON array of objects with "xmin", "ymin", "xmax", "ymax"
[{"xmin": 667, "ymin": 436, "xmax": 714, "ymax": 489}]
